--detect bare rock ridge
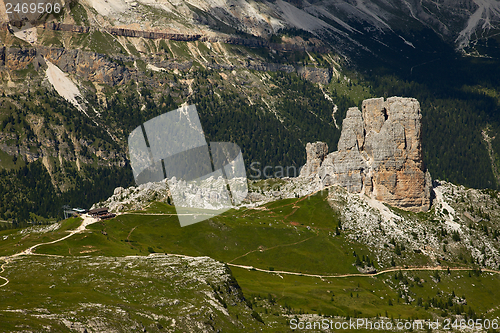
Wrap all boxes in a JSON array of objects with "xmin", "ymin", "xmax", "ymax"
[
  {"xmin": 0, "ymin": 46, "xmax": 331, "ymax": 85},
  {"xmin": 300, "ymin": 97, "xmax": 432, "ymax": 212},
  {"xmin": 0, "ymin": 22, "xmax": 329, "ymax": 53}
]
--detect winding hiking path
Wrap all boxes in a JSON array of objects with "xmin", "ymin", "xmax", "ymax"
[
  {"xmin": 228, "ymin": 235, "xmax": 317, "ymax": 263},
  {"xmin": 0, "ymin": 214, "xmax": 99, "ymax": 288},
  {"xmin": 1, "ymin": 211, "xmax": 499, "ymax": 291},
  {"xmin": 0, "ymin": 260, "xmax": 8, "ymax": 287},
  {"xmin": 126, "ymin": 213, "xmax": 214, "ymax": 216},
  {"xmin": 227, "ymin": 263, "xmax": 500, "ymax": 280}
]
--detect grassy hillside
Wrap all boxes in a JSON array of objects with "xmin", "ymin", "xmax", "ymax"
[
  {"xmin": 0, "ymin": 255, "xmax": 262, "ymax": 332},
  {"xmin": 1, "ymin": 190, "xmax": 498, "ymax": 331},
  {"xmin": 36, "ymin": 192, "xmax": 368, "ymax": 276}
]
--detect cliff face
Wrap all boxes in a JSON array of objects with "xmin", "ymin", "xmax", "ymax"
[
  {"xmin": 39, "ymin": 22, "xmax": 329, "ymax": 53},
  {"xmin": 0, "ymin": 46, "xmax": 133, "ymax": 85},
  {"xmin": 0, "ymin": 46, "xmax": 331, "ymax": 85},
  {"xmin": 300, "ymin": 97, "xmax": 432, "ymax": 212}
]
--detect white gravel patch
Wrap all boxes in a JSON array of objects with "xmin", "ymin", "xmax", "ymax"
[{"xmin": 45, "ymin": 60, "xmax": 88, "ymax": 117}]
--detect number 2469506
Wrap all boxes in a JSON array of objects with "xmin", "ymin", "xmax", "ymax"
[{"xmin": 6, "ymin": 2, "xmax": 61, "ymax": 14}]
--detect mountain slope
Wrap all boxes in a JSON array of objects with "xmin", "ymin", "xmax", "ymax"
[
  {"xmin": 1, "ymin": 0, "xmax": 500, "ymax": 220},
  {"xmin": 0, "ymin": 254, "xmax": 260, "ymax": 332},
  {"xmin": 60, "ymin": 0, "xmax": 500, "ymax": 57},
  {"xmin": 2, "ymin": 185, "xmax": 499, "ymax": 330}
]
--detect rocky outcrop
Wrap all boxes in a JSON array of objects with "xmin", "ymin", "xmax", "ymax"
[
  {"xmin": 39, "ymin": 22, "xmax": 329, "ymax": 53},
  {"xmin": 0, "ymin": 46, "xmax": 331, "ymax": 85},
  {"xmin": 245, "ymin": 62, "xmax": 331, "ymax": 84},
  {"xmin": 246, "ymin": 61, "xmax": 295, "ymax": 73},
  {"xmin": 301, "ymin": 97, "xmax": 432, "ymax": 212},
  {"xmin": 0, "ymin": 46, "xmax": 133, "ymax": 85},
  {"xmin": 297, "ymin": 66, "xmax": 331, "ymax": 85},
  {"xmin": 299, "ymin": 142, "xmax": 328, "ymax": 178},
  {"xmin": 93, "ymin": 180, "xmax": 170, "ymax": 212}
]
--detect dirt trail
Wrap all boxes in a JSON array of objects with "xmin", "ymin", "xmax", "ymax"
[
  {"xmin": 165, "ymin": 191, "xmax": 500, "ymax": 280},
  {"xmin": 2, "ymin": 209, "xmax": 499, "ymax": 293},
  {"xmin": 0, "ymin": 260, "xmax": 9, "ymax": 287},
  {"xmin": 0, "ymin": 214, "xmax": 98, "ymax": 288},
  {"xmin": 227, "ymin": 263, "xmax": 500, "ymax": 280},
  {"xmin": 126, "ymin": 213, "xmax": 212, "ymax": 216},
  {"xmin": 228, "ymin": 235, "xmax": 317, "ymax": 263}
]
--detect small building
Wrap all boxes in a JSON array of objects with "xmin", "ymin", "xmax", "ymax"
[
  {"xmin": 88, "ymin": 207, "xmax": 116, "ymax": 220},
  {"xmin": 88, "ymin": 208, "xmax": 108, "ymax": 217}
]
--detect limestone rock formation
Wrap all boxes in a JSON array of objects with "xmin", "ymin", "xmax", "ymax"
[
  {"xmin": 301, "ymin": 97, "xmax": 432, "ymax": 212},
  {"xmin": 299, "ymin": 142, "xmax": 328, "ymax": 178}
]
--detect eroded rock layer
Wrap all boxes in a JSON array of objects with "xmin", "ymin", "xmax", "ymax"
[{"xmin": 300, "ymin": 97, "xmax": 432, "ymax": 212}]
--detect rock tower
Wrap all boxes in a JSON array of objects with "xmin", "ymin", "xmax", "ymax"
[{"xmin": 300, "ymin": 97, "xmax": 432, "ymax": 212}]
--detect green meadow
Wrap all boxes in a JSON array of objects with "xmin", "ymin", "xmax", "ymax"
[
  {"xmin": 37, "ymin": 192, "xmax": 368, "ymax": 276},
  {"xmin": 0, "ymin": 217, "xmax": 82, "ymax": 256},
  {"xmin": 16, "ymin": 191, "xmax": 498, "ymax": 326}
]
